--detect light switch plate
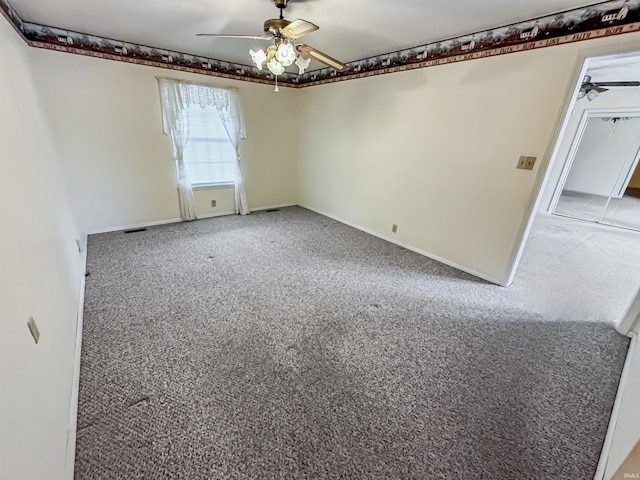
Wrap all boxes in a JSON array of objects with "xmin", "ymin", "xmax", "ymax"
[
  {"xmin": 516, "ymin": 156, "xmax": 528, "ymax": 169},
  {"xmin": 525, "ymin": 156, "xmax": 537, "ymax": 170},
  {"xmin": 27, "ymin": 316, "xmax": 40, "ymax": 344},
  {"xmin": 517, "ymin": 155, "xmax": 536, "ymax": 170}
]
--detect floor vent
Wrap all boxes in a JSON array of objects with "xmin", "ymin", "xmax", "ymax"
[
  {"xmin": 265, "ymin": 209, "xmax": 280, "ymax": 212},
  {"xmin": 123, "ymin": 227, "xmax": 147, "ymax": 234}
]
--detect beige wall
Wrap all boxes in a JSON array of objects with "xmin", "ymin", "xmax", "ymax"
[
  {"xmin": 26, "ymin": 49, "xmax": 299, "ymax": 234},
  {"xmin": 0, "ymin": 19, "xmax": 83, "ymax": 480},
  {"xmin": 297, "ymin": 33, "xmax": 640, "ymax": 284}
]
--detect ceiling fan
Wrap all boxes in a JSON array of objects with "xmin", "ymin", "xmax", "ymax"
[
  {"xmin": 578, "ymin": 75, "xmax": 640, "ymax": 101},
  {"xmin": 197, "ymin": 0, "xmax": 346, "ymax": 82}
]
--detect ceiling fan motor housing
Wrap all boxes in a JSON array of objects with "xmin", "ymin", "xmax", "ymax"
[{"xmin": 264, "ymin": 18, "xmax": 291, "ymax": 36}]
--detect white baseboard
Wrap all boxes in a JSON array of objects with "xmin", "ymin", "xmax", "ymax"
[
  {"xmin": 64, "ymin": 234, "xmax": 89, "ymax": 480},
  {"xmin": 194, "ymin": 203, "xmax": 295, "ymax": 220},
  {"xmin": 299, "ymin": 204, "xmax": 501, "ymax": 285},
  {"xmin": 87, "ymin": 217, "xmax": 182, "ymax": 235},
  {"xmin": 593, "ymin": 332, "xmax": 638, "ymax": 480},
  {"xmin": 251, "ymin": 203, "xmax": 296, "ymax": 212},
  {"xmin": 86, "ymin": 204, "xmax": 298, "ymax": 235},
  {"xmin": 196, "ymin": 210, "xmax": 236, "ymax": 220}
]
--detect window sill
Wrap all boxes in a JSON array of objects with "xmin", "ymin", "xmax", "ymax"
[{"xmin": 192, "ymin": 182, "xmax": 234, "ymax": 190}]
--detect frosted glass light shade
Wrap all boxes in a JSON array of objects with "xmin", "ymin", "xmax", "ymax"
[
  {"xmin": 276, "ymin": 42, "xmax": 296, "ymax": 67},
  {"xmin": 295, "ymin": 55, "xmax": 311, "ymax": 74},
  {"xmin": 267, "ymin": 58, "xmax": 285, "ymax": 76},
  {"xmin": 586, "ymin": 89, "xmax": 600, "ymax": 101},
  {"xmin": 250, "ymin": 49, "xmax": 267, "ymax": 70}
]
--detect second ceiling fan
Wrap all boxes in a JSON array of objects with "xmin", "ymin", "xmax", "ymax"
[
  {"xmin": 578, "ymin": 74, "xmax": 640, "ymax": 101},
  {"xmin": 197, "ymin": 0, "xmax": 346, "ymax": 77}
]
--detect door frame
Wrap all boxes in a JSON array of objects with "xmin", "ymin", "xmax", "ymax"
[{"xmin": 547, "ymin": 107, "xmax": 640, "ymax": 214}]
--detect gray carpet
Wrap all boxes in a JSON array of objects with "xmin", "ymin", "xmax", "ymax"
[
  {"xmin": 76, "ymin": 206, "xmax": 629, "ymax": 479},
  {"xmin": 510, "ymin": 213, "xmax": 640, "ymax": 325}
]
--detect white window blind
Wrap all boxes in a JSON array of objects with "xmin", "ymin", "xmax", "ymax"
[{"xmin": 183, "ymin": 104, "xmax": 236, "ymax": 185}]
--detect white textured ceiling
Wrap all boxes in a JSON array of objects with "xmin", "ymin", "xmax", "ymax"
[{"xmin": 9, "ymin": 0, "xmax": 608, "ymax": 70}]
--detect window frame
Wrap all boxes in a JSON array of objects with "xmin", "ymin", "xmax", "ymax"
[{"xmin": 183, "ymin": 104, "xmax": 236, "ymax": 187}]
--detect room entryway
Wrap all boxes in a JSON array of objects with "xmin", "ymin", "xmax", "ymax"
[
  {"xmin": 550, "ymin": 112, "xmax": 640, "ymax": 232},
  {"xmin": 507, "ymin": 51, "xmax": 640, "ymax": 326}
]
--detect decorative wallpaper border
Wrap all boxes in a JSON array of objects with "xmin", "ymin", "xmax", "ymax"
[{"xmin": 1, "ymin": 0, "xmax": 639, "ymax": 88}]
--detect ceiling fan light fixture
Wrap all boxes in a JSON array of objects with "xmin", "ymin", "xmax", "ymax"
[
  {"xmin": 265, "ymin": 45, "xmax": 277, "ymax": 62},
  {"xmin": 586, "ymin": 89, "xmax": 600, "ymax": 101},
  {"xmin": 276, "ymin": 42, "xmax": 296, "ymax": 67},
  {"xmin": 202, "ymin": 0, "xmax": 345, "ymax": 91},
  {"xmin": 267, "ymin": 57, "xmax": 285, "ymax": 76},
  {"xmin": 295, "ymin": 55, "xmax": 311, "ymax": 74},
  {"xmin": 250, "ymin": 49, "xmax": 267, "ymax": 70}
]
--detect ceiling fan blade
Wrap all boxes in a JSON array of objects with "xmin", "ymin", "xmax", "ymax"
[
  {"xmin": 282, "ymin": 19, "xmax": 319, "ymax": 39},
  {"xmin": 593, "ymin": 81, "xmax": 640, "ymax": 87},
  {"xmin": 593, "ymin": 86, "xmax": 609, "ymax": 93},
  {"xmin": 297, "ymin": 44, "xmax": 346, "ymax": 71},
  {"xmin": 196, "ymin": 33, "xmax": 274, "ymax": 40}
]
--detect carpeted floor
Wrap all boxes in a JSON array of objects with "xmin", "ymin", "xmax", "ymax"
[
  {"xmin": 510, "ymin": 213, "xmax": 640, "ymax": 324},
  {"xmin": 76, "ymin": 206, "xmax": 629, "ymax": 479}
]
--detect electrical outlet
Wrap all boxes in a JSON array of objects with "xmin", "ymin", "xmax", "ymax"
[
  {"xmin": 27, "ymin": 316, "xmax": 40, "ymax": 344},
  {"xmin": 211, "ymin": 200, "xmax": 217, "ymax": 208},
  {"xmin": 392, "ymin": 224, "xmax": 398, "ymax": 233}
]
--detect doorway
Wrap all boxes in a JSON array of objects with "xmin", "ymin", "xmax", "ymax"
[
  {"xmin": 550, "ymin": 111, "xmax": 640, "ymax": 232},
  {"xmin": 504, "ymin": 50, "xmax": 640, "ymax": 324}
]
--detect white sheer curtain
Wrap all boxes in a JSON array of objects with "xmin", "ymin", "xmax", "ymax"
[
  {"xmin": 212, "ymin": 90, "xmax": 249, "ymax": 215},
  {"xmin": 159, "ymin": 78, "xmax": 250, "ymax": 217},
  {"xmin": 158, "ymin": 78, "xmax": 197, "ymax": 221},
  {"xmin": 181, "ymin": 84, "xmax": 249, "ymax": 215}
]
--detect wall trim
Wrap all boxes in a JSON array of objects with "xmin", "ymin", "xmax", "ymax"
[
  {"xmin": 196, "ymin": 210, "xmax": 237, "ymax": 220},
  {"xmin": 86, "ymin": 217, "xmax": 182, "ymax": 236},
  {"xmin": 86, "ymin": 203, "xmax": 297, "ymax": 235},
  {"xmin": 197, "ymin": 203, "xmax": 297, "ymax": 220},
  {"xmin": 618, "ymin": 288, "xmax": 640, "ymax": 334},
  {"xmin": 250, "ymin": 202, "xmax": 297, "ymax": 212},
  {"xmin": 1, "ymin": 0, "xmax": 640, "ymax": 88},
  {"xmin": 64, "ymin": 234, "xmax": 88, "ymax": 480},
  {"xmin": 299, "ymin": 203, "xmax": 501, "ymax": 285},
  {"xmin": 593, "ymin": 331, "xmax": 638, "ymax": 480}
]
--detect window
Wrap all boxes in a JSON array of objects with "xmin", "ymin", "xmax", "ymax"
[{"xmin": 183, "ymin": 104, "xmax": 236, "ymax": 185}]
